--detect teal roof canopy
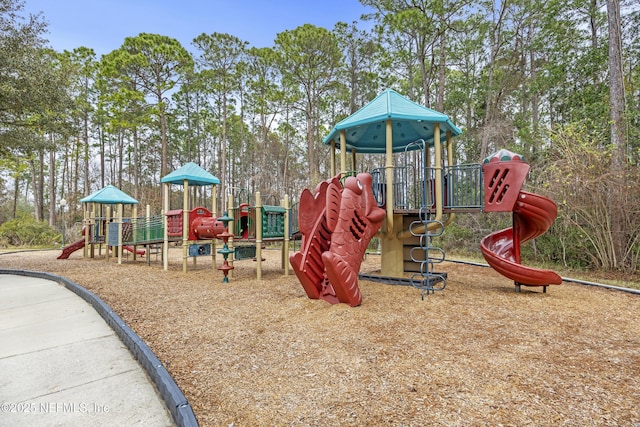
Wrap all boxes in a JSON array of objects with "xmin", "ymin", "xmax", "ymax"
[
  {"xmin": 161, "ymin": 162, "xmax": 220, "ymax": 186},
  {"xmin": 323, "ymin": 89, "xmax": 462, "ymax": 153},
  {"xmin": 79, "ymin": 185, "xmax": 139, "ymax": 205}
]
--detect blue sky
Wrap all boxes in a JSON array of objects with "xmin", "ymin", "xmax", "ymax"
[{"xmin": 24, "ymin": 0, "xmax": 375, "ymax": 56}]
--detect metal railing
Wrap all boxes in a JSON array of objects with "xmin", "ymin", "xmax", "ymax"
[
  {"xmin": 371, "ymin": 166, "xmax": 429, "ymax": 210},
  {"xmin": 370, "ymin": 163, "xmax": 483, "ymax": 211},
  {"xmin": 444, "ymin": 163, "xmax": 483, "ymax": 210},
  {"xmin": 289, "ymin": 201, "xmax": 299, "ymax": 237}
]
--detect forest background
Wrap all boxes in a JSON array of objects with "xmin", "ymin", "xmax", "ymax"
[{"xmin": 1, "ymin": 0, "xmax": 639, "ymax": 273}]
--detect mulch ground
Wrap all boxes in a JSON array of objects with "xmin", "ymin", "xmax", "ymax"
[{"xmin": 1, "ymin": 247, "xmax": 639, "ymax": 426}]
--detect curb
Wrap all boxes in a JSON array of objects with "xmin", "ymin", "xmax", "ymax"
[
  {"xmin": 444, "ymin": 259, "xmax": 640, "ymax": 295},
  {"xmin": 0, "ymin": 269, "xmax": 199, "ymax": 427}
]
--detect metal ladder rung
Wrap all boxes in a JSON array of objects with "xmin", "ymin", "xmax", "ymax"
[{"xmin": 409, "ymin": 246, "xmax": 445, "ymax": 264}]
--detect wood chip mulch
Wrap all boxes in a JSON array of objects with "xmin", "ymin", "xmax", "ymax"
[{"xmin": 1, "ymin": 248, "xmax": 639, "ymax": 426}]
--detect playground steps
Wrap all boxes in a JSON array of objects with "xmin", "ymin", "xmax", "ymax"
[
  {"xmin": 402, "ymin": 214, "xmax": 445, "ymax": 272},
  {"xmin": 407, "ymin": 209, "xmax": 447, "ymax": 298},
  {"xmin": 402, "ymin": 214, "xmax": 421, "ymax": 272}
]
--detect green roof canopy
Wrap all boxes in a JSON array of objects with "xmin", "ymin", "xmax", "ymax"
[
  {"xmin": 79, "ymin": 185, "xmax": 138, "ymax": 205},
  {"xmin": 161, "ymin": 162, "xmax": 220, "ymax": 186},
  {"xmin": 323, "ymin": 89, "xmax": 462, "ymax": 154}
]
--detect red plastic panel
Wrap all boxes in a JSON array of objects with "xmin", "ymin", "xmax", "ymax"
[
  {"xmin": 482, "ymin": 161, "xmax": 530, "ymax": 212},
  {"xmin": 290, "ymin": 173, "xmax": 385, "ymax": 306}
]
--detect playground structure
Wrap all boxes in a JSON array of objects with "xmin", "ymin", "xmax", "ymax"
[
  {"xmin": 58, "ymin": 185, "xmax": 147, "ymax": 261},
  {"xmin": 290, "ymin": 89, "xmax": 562, "ymax": 305},
  {"xmin": 222, "ymin": 190, "xmax": 292, "ymax": 280},
  {"xmin": 59, "ymin": 163, "xmax": 292, "ymax": 282},
  {"xmin": 59, "ymin": 89, "xmax": 561, "ymax": 301}
]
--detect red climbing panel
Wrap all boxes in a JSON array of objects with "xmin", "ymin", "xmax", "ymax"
[{"xmin": 290, "ymin": 174, "xmax": 385, "ymax": 306}]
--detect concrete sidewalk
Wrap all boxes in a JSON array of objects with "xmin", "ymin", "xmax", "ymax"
[{"xmin": 0, "ymin": 274, "xmax": 175, "ymax": 426}]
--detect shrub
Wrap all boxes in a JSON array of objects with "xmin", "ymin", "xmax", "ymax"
[
  {"xmin": 541, "ymin": 124, "xmax": 640, "ymax": 272},
  {"xmin": 0, "ymin": 214, "xmax": 60, "ymax": 247}
]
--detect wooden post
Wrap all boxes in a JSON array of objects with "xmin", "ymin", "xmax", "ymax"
[
  {"xmin": 380, "ymin": 118, "xmax": 404, "ymax": 278},
  {"xmin": 446, "ymin": 130, "xmax": 453, "ymax": 169},
  {"xmin": 227, "ymin": 193, "xmax": 234, "ymax": 279},
  {"xmin": 163, "ymin": 183, "xmax": 169, "ymax": 271},
  {"xmin": 117, "ymin": 203, "xmax": 123, "ymax": 265},
  {"xmin": 97, "ymin": 203, "xmax": 103, "ymax": 257},
  {"xmin": 385, "ymin": 119, "xmax": 394, "ymax": 237},
  {"xmin": 282, "ymin": 195, "xmax": 290, "ymax": 275},
  {"xmin": 132, "ymin": 204, "xmax": 138, "ymax": 261},
  {"xmin": 330, "ymin": 140, "xmax": 336, "ymax": 177},
  {"xmin": 340, "ymin": 130, "xmax": 347, "ymax": 178},
  {"xmin": 211, "ymin": 183, "xmax": 217, "ymax": 270},
  {"xmin": 380, "ymin": 212, "xmax": 404, "ymax": 277},
  {"xmin": 83, "ymin": 204, "xmax": 89, "ymax": 258},
  {"xmin": 434, "ymin": 123, "xmax": 443, "ymax": 219},
  {"xmin": 255, "ymin": 191, "xmax": 263, "ymax": 281},
  {"xmin": 90, "ymin": 204, "xmax": 95, "ymax": 259},
  {"xmin": 351, "ymin": 148, "xmax": 357, "ymax": 174},
  {"xmin": 146, "ymin": 204, "xmax": 151, "ymax": 242},
  {"xmin": 105, "ymin": 205, "xmax": 111, "ymax": 261},
  {"xmin": 183, "ymin": 179, "xmax": 189, "ymax": 273},
  {"xmin": 146, "ymin": 204, "xmax": 151, "ymax": 265}
]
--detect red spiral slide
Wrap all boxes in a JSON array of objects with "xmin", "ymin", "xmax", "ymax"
[
  {"xmin": 480, "ymin": 150, "xmax": 562, "ymax": 291},
  {"xmin": 480, "ymin": 191, "xmax": 562, "ymax": 287}
]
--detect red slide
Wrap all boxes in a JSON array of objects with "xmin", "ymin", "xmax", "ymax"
[
  {"xmin": 123, "ymin": 245, "xmax": 146, "ymax": 255},
  {"xmin": 57, "ymin": 239, "xmax": 85, "ymax": 260},
  {"xmin": 480, "ymin": 191, "xmax": 562, "ymax": 286},
  {"xmin": 480, "ymin": 150, "xmax": 562, "ymax": 290}
]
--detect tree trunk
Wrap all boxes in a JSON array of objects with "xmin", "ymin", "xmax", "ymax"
[
  {"xmin": 48, "ymin": 146, "xmax": 56, "ymax": 227},
  {"xmin": 306, "ymin": 99, "xmax": 316, "ymax": 186},
  {"xmin": 589, "ymin": 0, "xmax": 599, "ymax": 50},
  {"xmin": 29, "ymin": 159, "xmax": 40, "ymax": 221},
  {"xmin": 63, "ymin": 137, "xmax": 70, "ymax": 207},
  {"xmin": 436, "ymin": 28, "xmax": 446, "ymax": 112},
  {"xmin": 38, "ymin": 149, "xmax": 45, "ymax": 221},
  {"xmin": 73, "ymin": 135, "xmax": 79, "ymax": 198},
  {"xmin": 480, "ymin": 1, "xmax": 507, "ymax": 161},
  {"xmin": 221, "ymin": 93, "xmax": 228, "ymax": 210},
  {"xmin": 530, "ymin": 47, "xmax": 539, "ymax": 158},
  {"xmin": 84, "ymin": 110, "xmax": 90, "ymax": 196},
  {"xmin": 133, "ymin": 128, "xmax": 139, "ymax": 200},
  {"xmin": 12, "ymin": 176, "xmax": 19, "ymax": 219},
  {"xmin": 159, "ymin": 93, "xmax": 168, "ymax": 208},
  {"xmin": 607, "ymin": 0, "xmax": 626, "ymax": 168},
  {"xmin": 117, "ymin": 130, "xmax": 124, "ymax": 188},
  {"xmin": 607, "ymin": 0, "xmax": 628, "ymax": 269},
  {"xmin": 418, "ymin": 45, "xmax": 431, "ymax": 108},
  {"xmin": 29, "ymin": 149, "xmax": 46, "ymax": 223},
  {"xmin": 100, "ymin": 126, "xmax": 106, "ymax": 188}
]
